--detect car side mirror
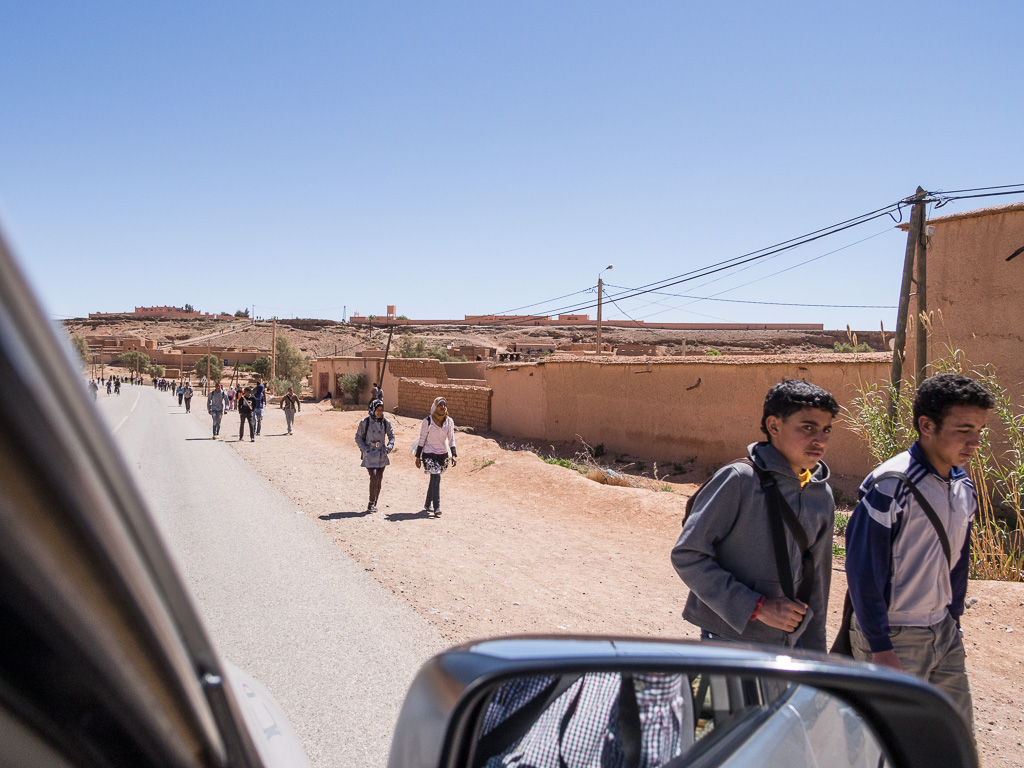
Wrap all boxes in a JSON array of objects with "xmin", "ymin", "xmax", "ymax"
[{"xmin": 387, "ymin": 637, "xmax": 977, "ymax": 768}]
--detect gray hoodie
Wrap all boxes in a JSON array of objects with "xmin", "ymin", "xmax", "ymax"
[
  {"xmin": 671, "ymin": 441, "xmax": 834, "ymax": 651},
  {"xmin": 207, "ymin": 388, "xmax": 229, "ymax": 412}
]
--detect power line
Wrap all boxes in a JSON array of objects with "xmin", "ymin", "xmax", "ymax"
[{"xmin": 606, "ymin": 228, "xmax": 897, "ymax": 321}]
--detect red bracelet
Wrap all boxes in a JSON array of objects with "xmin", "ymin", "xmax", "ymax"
[{"xmin": 750, "ymin": 595, "xmax": 766, "ymax": 622}]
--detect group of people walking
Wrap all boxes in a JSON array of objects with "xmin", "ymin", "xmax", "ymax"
[
  {"xmin": 205, "ymin": 380, "xmax": 288, "ymax": 441},
  {"xmin": 354, "ymin": 395, "xmax": 457, "ymax": 516},
  {"xmin": 671, "ymin": 373, "xmax": 993, "ymax": 736}
]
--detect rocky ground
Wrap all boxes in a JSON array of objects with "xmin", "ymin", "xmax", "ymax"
[{"xmin": 193, "ymin": 400, "xmax": 1024, "ymax": 768}]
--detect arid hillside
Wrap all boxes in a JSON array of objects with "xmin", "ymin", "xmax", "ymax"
[{"xmin": 66, "ymin": 316, "xmax": 887, "ymax": 359}]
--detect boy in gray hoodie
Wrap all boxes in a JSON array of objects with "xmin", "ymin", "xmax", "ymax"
[{"xmin": 671, "ymin": 380, "xmax": 839, "ymax": 651}]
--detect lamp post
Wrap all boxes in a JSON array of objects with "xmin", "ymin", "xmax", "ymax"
[{"xmin": 596, "ymin": 264, "xmax": 613, "ymax": 355}]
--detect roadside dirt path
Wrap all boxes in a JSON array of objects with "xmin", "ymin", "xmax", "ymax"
[{"xmin": 228, "ymin": 403, "xmax": 1024, "ymax": 768}]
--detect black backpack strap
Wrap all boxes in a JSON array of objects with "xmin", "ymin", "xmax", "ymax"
[
  {"xmin": 749, "ymin": 464, "xmax": 814, "ymax": 605},
  {"xmin": 865, "ymin": 471, "xmax": 951, "ymax": 565}
]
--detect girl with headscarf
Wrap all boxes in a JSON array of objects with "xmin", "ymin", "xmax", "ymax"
[
  {"xmin": 414, "ymin": 397, "xmax": 457, "ymax": 516},
  {"xmin": 355, "ymin": 398, "xmax": 395, "ymax": 513}
]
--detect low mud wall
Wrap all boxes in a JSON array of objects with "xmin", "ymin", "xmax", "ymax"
[{"xmin": 484, "ymin": 355, "xmax": 891, "ymax": 479}]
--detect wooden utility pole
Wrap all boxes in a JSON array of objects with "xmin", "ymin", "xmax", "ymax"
[
  {"xmin": 596, "ymin": 276, "xmax": 604, "ymax": 355},
  {"xmin": 205, "ymin": 341, "xmax": 211, "ymax": 395},
  {"xmin": 378, "ymin": 326, "xmax": 394, "ymax": 394},
  {"xmin": 888, "ymin": 187, "xmax": 927, "ymax": 425},
  {"xmin": 270, "ymin": 316, "xmax": 277, "ymax": 391},
  {"xmin": 914, "ymin": 219, "xmax": 929, "ymax": 385}
]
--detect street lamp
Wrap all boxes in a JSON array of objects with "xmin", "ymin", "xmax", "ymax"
[{"xmin": 596, "ymin": 264, "xmax": 613, "ymax": 355}]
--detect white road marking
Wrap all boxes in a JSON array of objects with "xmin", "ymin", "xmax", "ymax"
[{"xmin": 113, "ymin": 392, "xmax": 141, "ymax": 434}]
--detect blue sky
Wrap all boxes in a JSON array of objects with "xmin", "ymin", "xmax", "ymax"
[{"xmin": 1, "ymin": 2, "xmax": 1021, "ymax": 330}]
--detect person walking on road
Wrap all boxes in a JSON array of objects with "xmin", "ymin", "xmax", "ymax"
[
  {"xmin": 356, "ymin": 399, "xmax": 395, "ymax": 513},
  {"xmin": 280, "ymin": 386, "xmax": 301, "ymax": 435},
  {"xmin": 177, "ymin": 382, "xmax": 184, "ymax": 406},
  {"xmin": 237, "ymin": 386, "xmax": 256, "ymax": 442},
  {"xmin": 182, "ymin": 382, "xmax": 194, "ymax": 413},
  {"xmin": 252, "ymin": 379, "xmax": 266, "ymax": 436},
  {"xmin": 207, "ymin": 383, "xmax": 228, "ymax": 439},
  {"xmin": 414, "ymin": 397, "xmax": 457, "ymax": 517}
]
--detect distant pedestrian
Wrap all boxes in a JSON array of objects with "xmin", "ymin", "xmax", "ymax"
[
  {"xmin": 280, "ymin": 386, "xmax": 301, "ymax": 435},
  {"xmin": 227, "ymin": 386, "xmax": 236, "ymax": 411},
  {"xmin": 207, "ymin": 382, "xmax": 228, "ymax": 439},
  {"xmin": 89, "ymin": 380, "xmax": 98, "ymax": 400},
  {"xmin": 356, "ymin": 399, "xmax": 395, "ymax": 513},
  {"xmin": 106, "ymin": 380, "xmax": 112, "ymax": 395},
  {"xmin": 183, "ymin": 382, "xmax": 194, "ymax": 413},
  {"xmin": 252, "ymin": 380, "xmax": 266, "ymax": 436},
  {"xmin": 414, "ymin": 397, "xmax": 457, "ymax": 517},
  {"xmin": 371, "ymin": 382, "xmax": 383, "ymax": 402},
  {"xmin": 114, "ymin": 379, "xmax": 121, "ymax": 395},
  {"xmin": 237, "ymin": 386, "xmax": 256, "ymax": 442}
]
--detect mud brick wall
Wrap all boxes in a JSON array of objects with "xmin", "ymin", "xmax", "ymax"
[
  {"xmin": 387, "ymin": 358, "xmax": 448, "ymax": 382},
  {"xmin": 396, "ymin": 379, "xmax": 492, "ymax": 430}
]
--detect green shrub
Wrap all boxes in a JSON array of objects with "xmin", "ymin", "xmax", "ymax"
[
  {"xmin": 705, "ymin": 349, "xmax": 722, "ymax": 356},
  {"xmin": 193, "ymin": 354, "xmax": 224, "ymax": 383},
  {"xmin": 834, "ymin": 341, "xmax": 873, "ymax": 353},
  {"xmin": 252, "ymin": 356, "xmax": 272, "ymax": 379},
  {"xmin": 119, "ymin": 350, "xmax": 151, "ymax": 377},
  {"xmin": 338, "ymin": 372, "xmax": 368, "ymax": 403}
]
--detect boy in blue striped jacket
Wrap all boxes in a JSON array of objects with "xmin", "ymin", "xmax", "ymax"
[{"xmin": 845, "ymin": 373, "xmax": 994, "ymax": 733}]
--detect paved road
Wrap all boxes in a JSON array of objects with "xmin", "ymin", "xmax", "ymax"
[{"xmin": 96, "ymin": 385, "xmax": 445, "ymax": 767}]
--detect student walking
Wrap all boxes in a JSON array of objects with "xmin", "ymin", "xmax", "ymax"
[
  {"xmin": 355, "ymin": 399, "xmax": 395, "ymax": 513},
  {"xmin": 671, "ymin": 380, "xmax": 839, "ymax": 652},
  {"xmin": 182, "ymin": 382, "xmax": 194, "ymax": 413},
  {"xmin": 252, "ymin": 379, "xmax": 266, "ymax": 436},
  {"xmin": 844, "ymin": 373, "xmax": 993, "ymax": 734},
  {"xmin": 207, "ymin": 383, "xmax": 228, "ymax": 439},
  {"xmin": 279, "ymin": 387, "xmax": 301, "ymax": 434},
  {"xmin": 414, "ymin": 397, "xmax": 457, "ymax": 517},
  {"xmin": 236, "ymin": 387, "xmax": 256, "ymax": 442}
]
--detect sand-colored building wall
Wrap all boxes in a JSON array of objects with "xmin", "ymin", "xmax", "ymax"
[
  {"xmin": 443, "ymin": 361, "xmax": 487, "ymax": 380},
  {"xmin": 396, "ymin": 380, "xmax": 492, "ymax": 430},
  {"xmin": 906, "ymin": 203, "xmax": 1024, "ymax": 399},
  {"xmin": 484, "ymin": 356, "xmax": 891, "ymax": 479},
  {"xmin": 311, "ymin": 357, "xmax": 400, "ymax": 402}
]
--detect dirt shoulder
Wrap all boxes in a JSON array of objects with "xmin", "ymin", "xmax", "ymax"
[{"xmin": 224, "ymin": 404, "xmax": 1023, "ymax": 768}]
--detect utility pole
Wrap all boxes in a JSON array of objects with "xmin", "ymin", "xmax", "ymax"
[
  {"xmin": 270, "ymin": 316, "xmax": 277, "ymax": 391},
  {"xmin": 914, "ymin": 218, "xmax": 929, "ymax": 385},
  {"xmin": 378, "ymin": 326, "xmax": 394, "ymax": 391},
  {"xmin": 888, "ymin": 187, "xmax": 927, "ymax": 425},
  {"xmin": 206, "ymin": 341, "xmax": 211, "ymax": 395},
  {"xmin": 596, "ymin": 264, "xmax": 613, "ymax": 355}
]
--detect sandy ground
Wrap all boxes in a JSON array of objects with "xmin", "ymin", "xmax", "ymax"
[{"xmin": 205, "ymin": 399, "xmax": 1024, "ymax": 767}]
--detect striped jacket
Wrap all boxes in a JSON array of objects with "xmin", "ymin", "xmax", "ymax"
[{"xmin": 844, "ymin": 442, "xmax": 974, "ymax": 653}]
